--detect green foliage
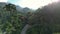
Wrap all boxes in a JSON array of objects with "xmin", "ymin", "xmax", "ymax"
[
  {"xmin": 1, "ymin": 2, "xmax": 60, "ymax": 34},
  {"xmin": 27, "ymin": 24, "xmax": 40, "ymax": 34},
  {"xmin": 0, "ymin": 3, "xmax": 26, "ymax": 34}
]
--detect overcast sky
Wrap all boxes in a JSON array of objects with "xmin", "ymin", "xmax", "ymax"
[{"xmin": 0, "ymin": 0, "xmax": 59, "ymax": 9}]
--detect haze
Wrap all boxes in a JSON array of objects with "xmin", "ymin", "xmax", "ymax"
[{"xmin": 0, "ymin": 0, "xmax": 59, "ymax": 9}]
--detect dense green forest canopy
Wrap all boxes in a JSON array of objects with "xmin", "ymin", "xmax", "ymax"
[{"xmin": 0, "ymin": 2, "xmax": 60, "ymax": 34}]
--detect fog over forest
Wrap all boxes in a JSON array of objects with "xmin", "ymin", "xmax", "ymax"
[{"xmin": 0, "ymin": 1, "xmax": 60, "ymax": 34}]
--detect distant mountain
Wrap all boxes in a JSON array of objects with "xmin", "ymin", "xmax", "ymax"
[
  {"xmin": 16, "ymin": 6, "xmax": 34, "ymax": 13},
  {"xmin": 22, "ymin": 7, "xmax": 30, "ymax": 13},
  {"xmin": 23, "ymin": 7, "xmax": 30, "ymax": 11},
  {"xmin": 0, "ymin": 2, "xmax": 34, "ymax": 13},
  {"xmin": 0, "ymin": 2, "xmax": 6, "ymax": 8},
  {"xmin": 16, "ymin": 5, "xmax": 23, "ymax": 11}
]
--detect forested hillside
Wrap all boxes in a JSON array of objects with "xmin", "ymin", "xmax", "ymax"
[
  {"xmin": 0, "ymin": 2, "xmax": 60, "ymax": 34},
  {"xmin": 0, "ymin": 2, "xmax": 34, "ymax": 34}
]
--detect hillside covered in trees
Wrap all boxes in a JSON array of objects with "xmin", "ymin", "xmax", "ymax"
[{"xmin": 0, "ymin": 2, "xmax": 60, "ymax": 34}]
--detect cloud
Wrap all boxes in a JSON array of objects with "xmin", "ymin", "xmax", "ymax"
[
  {"xmin": 0, "ymin": 0, "xmax": 58, "ymax": 9},
  {"xmin": 0, "ymin": 0, "xmax": 8, "ymax": 2},
  {"xmin": 13, "ymin": 0, "xmax": 59, "ymax": 9}
]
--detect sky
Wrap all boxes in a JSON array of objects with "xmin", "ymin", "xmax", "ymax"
[{"xmin": 0, "ymin": 0, "xmax": 59, "ymax": 9}]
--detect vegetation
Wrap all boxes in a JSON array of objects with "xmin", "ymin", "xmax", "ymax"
[{"xmin": 0, "ymin": 2, "xmax": 60, "ymax": 34}]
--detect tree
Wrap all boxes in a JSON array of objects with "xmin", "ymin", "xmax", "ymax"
[{"xmin": 2, "ymin": 3, "xmax": 19, "ymax": 34}]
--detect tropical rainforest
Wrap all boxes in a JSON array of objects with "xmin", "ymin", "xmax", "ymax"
[{"xmin": 0, "ymin": 2, "xmax": 60, "ymax": 34}]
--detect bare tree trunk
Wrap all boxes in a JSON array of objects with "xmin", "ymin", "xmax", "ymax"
[{"xmin": 21, "ymin": 24, "xmax": 31, "ymax": 34}]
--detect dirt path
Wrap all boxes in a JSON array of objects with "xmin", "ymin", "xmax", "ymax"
[{"xmin": 21, "ymin": 24, "xmax": 31, "ymax": 34}]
